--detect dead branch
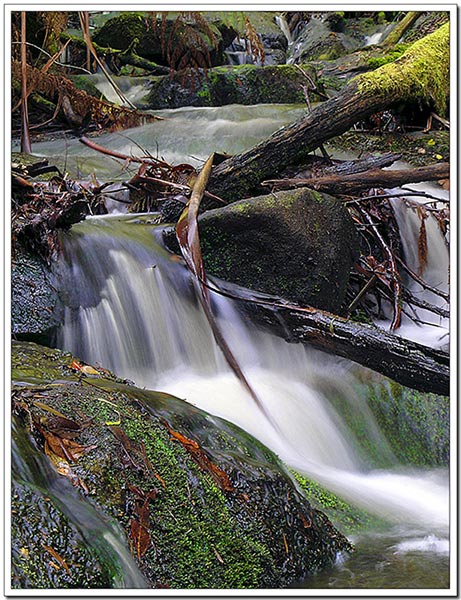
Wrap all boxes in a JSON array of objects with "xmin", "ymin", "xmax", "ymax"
[{"xmin": 261, "ymin": 163, "xmax": 450, "ymax": 195}]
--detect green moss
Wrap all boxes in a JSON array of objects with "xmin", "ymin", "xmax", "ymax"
[
  {"xmin": 290, "ymin": 472, "xmax": 388, "ymax": 535},
  {"xmin": 93, "ymin": 12, "xmax": 146, "ymax": 51},
  {"xmin": 367, "ymin": 44, "xmax": 409, "ymax": 69},
  {"xmin": 356, "ymin": 22, "xmax": 450, "ymax": 115},
  {"xmin": 364, "ymin": 378, "xmax": 449, "ymax": 466},
  {"xmin": 69, "ymin": 75, "xmax": 108, "ymax": 101}
]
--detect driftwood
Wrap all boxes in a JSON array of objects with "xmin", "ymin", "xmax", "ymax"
[
  {"xmin": 262, "ymin": 162, "xmax": 450, "ymax": 195},
  {"xmin": 237, "ymin": 298, "xmax": 449, "ymax": 396},
  {"xmin": 208, "ymin": 23, "xmax": 450, "ymax": 202}
]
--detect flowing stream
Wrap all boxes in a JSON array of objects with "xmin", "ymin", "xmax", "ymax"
[{"xmin": 25, "ymin": 105, "xmax": 450, "ymax": 589}]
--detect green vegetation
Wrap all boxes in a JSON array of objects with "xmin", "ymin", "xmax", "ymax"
[
  {"xmin": 367, "ymin": 43, "xmax": 409, "ymax": 69},
  {"xmin": 291, "ymin": 472, "xmax": 389, "ymax": 535},
  {"xmin": 356, "ymin": 22, "xmax": 450, "ymax": 115}
]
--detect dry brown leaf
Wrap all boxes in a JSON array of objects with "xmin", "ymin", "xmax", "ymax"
[
  {"xmin": 41, "ymin": 544, "xmax": 70, "ymax": 573},
  {"xmin": 163, "ymin": 421, "xmax": 234, "ymax": 492},
  {"xmin": 130, "ymin": 499, "xmax": 151, "ymax": 559}
]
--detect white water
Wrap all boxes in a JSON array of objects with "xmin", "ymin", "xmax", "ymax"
[
  {"xmin": 88, "ymin": 73, "xmax": 152, "ymax": 106},
  {"xmin": 22, "ymin": 104, "xmax": 306, "ymax": 179},
  {"xmin": 57, "ymin": 212, "xmax": 449, "ymax": 541},
  {"xmin": 376, "ymin": 164, "xmax": 450, "ymax": 349}
]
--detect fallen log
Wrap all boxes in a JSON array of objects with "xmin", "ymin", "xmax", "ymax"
[
  {"xmin": 262, "ymin": 162, "xmax": 450, "ymax": 195},
  {"xmin": 380, "ymin": 11, "xmax": 421, "ymax": 48},
  {"xmin": 322, "ymin": 152, "xmax": 401, "ymax": 176},
  {"xmin": 236, "ymin": 296, "xmax": 449, "ymax": 396},
  {"xmin": 208, "ymin": 23, "xmax": 449, "ymax": 202}
]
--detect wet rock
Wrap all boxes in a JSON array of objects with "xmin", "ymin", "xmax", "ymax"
[
  {"xmin": 287, "ymin": 17, "xmax": 360, "ymax": 63},
  {"xmin": 139, "ymin": 63, "xmax": 320, "ymax": 109},
  {"xmin": 11, "ymin": 249, "xmax": 63, "ymax": 345},
  {"xmin": 11, "ymin": 340, "xmax": 352, "ymax": 589},
  {"xmin": 164, "ymin": 188, "xmax": 360, "ymax": 313}
]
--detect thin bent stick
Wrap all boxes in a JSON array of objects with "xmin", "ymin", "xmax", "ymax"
[
  {"xmin": 175, "ymin": 154, "xmax": 276, "ymax": 424},
  {"xmin": 78, "ymin": 11, "xmax": 137, "ymax": 110},
  {"xmin": 20, "ymin": 11, "xmax": 32, "ymax": 154}
]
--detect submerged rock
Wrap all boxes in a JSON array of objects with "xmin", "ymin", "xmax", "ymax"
[
  {"xmin": 11, "ymin": 341, "xmax": 352, "ymax": 590},
  {"xmin": 164, "ymin": 188, "xmax": 360, "ymax": 313}
]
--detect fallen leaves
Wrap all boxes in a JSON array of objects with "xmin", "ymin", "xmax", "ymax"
[
  {"xmin": 41, "ymin": 544, "xmax": 70, "ymax": 573},
  {"xmin": 416, "ymin": 205, "xmax": 429, "ymax": 275},
  {"xmin": 128, "ymin": 486, "xmax": 158, "ymax": 559},
  {"xmin": 68, "ymin": 360, "xmax": 100, "ymax": 375},
  {"xmin": 163, "ymin": 421, "xmax": 234, "ymax": 493}
]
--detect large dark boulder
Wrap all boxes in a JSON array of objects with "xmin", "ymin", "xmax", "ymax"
[
  {"xmin": 287, "ymin": 17, "xmax": 361, "ymax": 63},
  {"xmin": 164, "ymin": 188, "xmax": 360, "ymax": 313}
]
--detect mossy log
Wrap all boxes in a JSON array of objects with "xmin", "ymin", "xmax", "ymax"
[
  {"xmin": 208, "ymin": 23, "xmax": 450, "ymax": 202},
  {"xmin": 262, "ymin": 162, "xmax": 450, "ymax": 194},
  {"xmin": 380, "ymin": 11, "xmax": 421, "ymax": 48},
  {"xmin": 62, "ymin": 33, "xmax": 170, "ymax": 75},
  {"xmin": 239, "ymin": 300, "xmax": 449, "ymax": 396}
]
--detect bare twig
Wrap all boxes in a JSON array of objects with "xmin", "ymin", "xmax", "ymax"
[
  {"xmin": 396, "ymin": 256, "xmax": 449, "ymax": 302},
  {"xmin": 20, "ymin": 12, "xmax": 32, "ymax": 154},
  {"xmin": 355, "ymin": 204, "xmax": 402, "ymax": 330}
]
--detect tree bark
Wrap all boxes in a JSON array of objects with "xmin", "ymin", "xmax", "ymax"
[
  {"xmin": 262, "ymin": 162, "xmax": 450, "ymax": 195},
  {"xmin": 208, "ymin": 23, "xmax": 449, "ymax": 202},
  {"xmin": 239, "ymin": 300, "xmax": 449, "ymax": 396}
]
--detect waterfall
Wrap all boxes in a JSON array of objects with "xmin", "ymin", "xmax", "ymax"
[
  {"xmin": 83, "ymin": 73, "xmax": 152, "ymax": 107},
  {"xmin": 56, "ymin": 212, "xmax": 449, "ymax": 539},
  {"xmin": 275, "ymin": 14, "xmax": 293, "ymax": 44}
]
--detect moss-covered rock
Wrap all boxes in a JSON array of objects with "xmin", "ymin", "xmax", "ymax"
[
  {"xmin": 140, "ymin": 63, "xmax": 319, "ymax": 109},
  {"xmin": 11, "ymin": 340, "xmax": 352, "ymax": 589},
  {"xmin": 69, "ymin": 75, "xmax": 109, "ymax": 101},
  {"xmin": 11, "ymin": 249, "xmax": 63, "ymax": 346},
  {"xmin": 363, "ymin": 376, "xmax": 449, "ymax": 466},
  {"xmin": 290, "ymin": 472, "xmax": 388, "ymax": 536},
  {"xmin": 92, "ymin": 12, "xmax": 235, "ymax": 68},
  {"xmin": 164, "ymin": 188, "xmax": 360, "ymax": 312}
]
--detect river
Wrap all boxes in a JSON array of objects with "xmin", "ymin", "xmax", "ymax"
[{"xmin": 19, "ymin": 104, "xmax": 451, "ymax": 591}]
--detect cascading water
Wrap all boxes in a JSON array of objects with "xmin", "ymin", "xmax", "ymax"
[
  {"xmin": 21, "ymin": 104, "xmax": 306, "ymax": 180},
  {"xmin": 24, "ymin": 103, "xmax": 450, "ymax": 588},
  {"xmin": 55, "ymin": 207, "xmax": 450, "ymax": 588}
]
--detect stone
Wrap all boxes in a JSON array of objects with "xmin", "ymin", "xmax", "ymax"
[
  {"xmin": 11, "ymin": 249, "xmax": 63, "ymax": 345},
  {"xmin": 164, "ymin": 188, "xmax": 360, "ymax": 313}
]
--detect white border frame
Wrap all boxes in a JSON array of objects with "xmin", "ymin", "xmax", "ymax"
[{"xmin": 2, "ymin": 4, "xmax": 458, "ymax": 597}]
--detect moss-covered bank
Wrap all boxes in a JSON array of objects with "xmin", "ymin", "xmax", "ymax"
[{"xmin": 11, "ymin": 341, "xmax": 352, "ymax": 589}]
